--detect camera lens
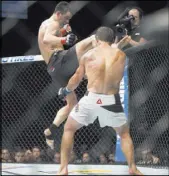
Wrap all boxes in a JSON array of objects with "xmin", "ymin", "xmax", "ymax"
[{"xmin": 117, "ymin": 28, "xmax": 123, "ymax": 33}]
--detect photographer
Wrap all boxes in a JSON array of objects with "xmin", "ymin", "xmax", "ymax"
[
  {"xmin": 115, "ymin": 7, "xmax": 147, "ymax": 50},
  {"xmin": 111, "ymin": 7, "xmax": 148, "ymax": 118}
]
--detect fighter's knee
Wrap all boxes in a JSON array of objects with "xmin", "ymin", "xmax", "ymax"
[
  {"xmin": 67, "ymin": 92, "xmax": 77, "ymax": 103},
  {"xmin": 67, "ymin": 102, "xmax": 76, "ymax": 110},
  {"xmin": 63, "ymin": 104, "xmax": 73, "ymax": 114},
  {"xmin": 66, "ymin": 95, "xmax": 77, "ymax": 109},
  {"xmin": 64, "ymin": 122, "xmax": 73, "ymax": 132},
  {"xmin": 72, "ymin": 95, "xmax": 78, "ymax": 103},
  {"xmin": 64, "ymin": 116, "xmax": 78, "ymax": 132}
]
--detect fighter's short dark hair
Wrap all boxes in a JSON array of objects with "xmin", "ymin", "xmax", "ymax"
[
  {"xmin": 54, "ymin": 1, "xmax": 71, "ymax": 14},
  {"xmin": 95, "ymin": 26, "xmax": 115, "ymax": 44}
]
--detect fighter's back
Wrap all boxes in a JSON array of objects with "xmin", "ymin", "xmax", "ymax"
[{"xmin": 85, "ymin": 45, "xmax": 126, "ymax": 95}]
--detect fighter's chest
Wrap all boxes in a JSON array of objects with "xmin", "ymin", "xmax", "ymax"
[{"xmin": 55, "ymin": 30, "xmax": 63, "ymax": 37}]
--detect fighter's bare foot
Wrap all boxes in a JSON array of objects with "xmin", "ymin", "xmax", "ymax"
[
  {"xmin": 56, "ymin": 169, "xmax": 68, "ymax": 175},
  {"xmin": 45, "ymin": 139, "xmax": 54, "ymax": 150},
  {"xmin": 129, "ymin": 168, "xmax": 143, "ymax": 175},
  {"xmin": 56, "ymin": 171, "xmax": 68, "ymax": 175}
]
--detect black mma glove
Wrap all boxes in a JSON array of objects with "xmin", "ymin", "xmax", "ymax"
[
  {"xmin": 61, "ymin": 33, "xmax": 77, "ymax": 46},
  {"xmin": 58, "ymin": 87, "xmax": 72, "ymax": 100}
]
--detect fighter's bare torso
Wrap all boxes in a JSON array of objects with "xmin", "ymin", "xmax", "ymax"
[
  {"xmin": 84, "ymin": 45, "xmax": 126, "ymax": 95},
  {"xmin": 38, "ymin": 18, "xmax": 64, "ymax": 63}
]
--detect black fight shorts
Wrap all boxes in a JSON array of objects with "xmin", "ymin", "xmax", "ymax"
[{"xmin": 47, "ymin": 45, "xmax": 79, "ymax": 88}]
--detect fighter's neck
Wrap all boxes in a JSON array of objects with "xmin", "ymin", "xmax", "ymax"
[
  {"xmin": 98, "ymin": 42, "xmax": 110, "ymax": 47},
  {"xmin": 50, "ymin": 15, "xmax": 59, "ymax": 22}
]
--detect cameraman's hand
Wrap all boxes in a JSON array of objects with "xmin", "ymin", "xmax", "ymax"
[{"xmin": 117, "ymin": 35, "xmax": 131, "ymax": 49}]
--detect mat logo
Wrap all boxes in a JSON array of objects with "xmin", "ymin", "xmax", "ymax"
[
  {"xmin": 2, "ymin": 56, "xmax": 34, "ymax": 63},
  {"xmin": 70, "ymin": 169, "xmax": 112, "ymax": 174}
]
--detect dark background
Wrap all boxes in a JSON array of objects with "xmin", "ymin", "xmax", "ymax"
[{"xmin": 1, "ymin": 1, "xmax": 168, "ymax": 57}]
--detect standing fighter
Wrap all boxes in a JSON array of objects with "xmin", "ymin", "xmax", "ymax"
[
  {"xmin": 57, "ymin": 26, "xmax": 143, "ymax": 175},
  {"xmin": 38, "ymin": 1, "xmax": 95, "ymax": 149}
]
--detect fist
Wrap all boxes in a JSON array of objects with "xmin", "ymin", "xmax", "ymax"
[
  {"xmin": 63, "ymin": 24, "xmax": 72, "ymax": 33},
  {"xmin": 66, "ymin": 33, "xmax": 77, "ymax": 46}
]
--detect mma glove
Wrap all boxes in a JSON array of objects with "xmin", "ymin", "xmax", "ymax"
[
  {"xmin": 63, "ymin": 24, "xmax": 72, "ymax": 33},
  {"xmin": 60, "ymin": 24, "xmax": 72, "ymax": 36},
  {"xmin": 61, "ymin": 33, "xmax": 77, "ymax": 46},
  {"xmin": 58, "ymin": 87, "xmax": 72, "ymax": 100}
]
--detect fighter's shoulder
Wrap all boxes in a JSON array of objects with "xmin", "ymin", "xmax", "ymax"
[
  {"xmin": 83, "ymin": 49, "xmax": 94, "ymax": 58},
  {"xmin": 41, "ymin": 19, "xmax": 59, "ymax": 29},
  {"xmin": 79, "ymin": 49, "xmax": 93, "ymax": 64}
]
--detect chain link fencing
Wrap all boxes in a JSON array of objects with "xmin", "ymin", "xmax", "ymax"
[{"xmin": 125, "ymin": 41, "xmax": 169, "ymax": 167}]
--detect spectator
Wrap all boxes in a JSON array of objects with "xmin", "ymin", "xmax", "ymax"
[
  {"xmin": 136, "ymin": 149, "xmax": 160, "ymax": 165},
  {"xmin": 82, "ymin": 152, "xmax": 92, "ymax": 164},
  {"xmin": 69, "ymin": 150, "xmax": 82, "ymax": 164},
  {"xmin": 108, "ymin": 153, "xmax": 115, "ymax": 164},
  {"xmin": 53, "ymin": 152, "xmax": 61, "ymax": 164},
  {"xmin": 45, "ymin": 148, "xmax": 55, "ymax": 162},
  {"xmin": 151, "ymin": 154, "xmax": 160, "ymax": 165},
  {"xmin": 14, "ymin": 151, "xmax": 25, "ymax": 163},
  {"xmin": 69, "ymin": 150, "xmax": 76, "ymax": 164},
  {"xmin": 32, "ymin": 147, "xmax": 42, "ymax": 163},
  {"xmin": 99, "ymin": 154, "xmax": 108, "ymax": 164},
  {"xmin": 24, "ymin": 149, "xmax": 34, "ymax": 163},
  {"xmin": 2, "ymin": 149, "xmax": 12, "ymax": 162}
]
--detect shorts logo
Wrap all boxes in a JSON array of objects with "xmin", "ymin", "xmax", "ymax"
[
  {"xmin": 75, "ymin": 104, "xmax": 79, "ymax": 112},
  {"xmin": 96, "ymin": 99, "xmax": 102, "ymax": 104}
]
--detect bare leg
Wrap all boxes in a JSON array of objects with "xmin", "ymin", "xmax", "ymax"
[
  {"xmin": 114, "ymin": 124, "xmax": 143, "ymax": 175},
  {"xmin": 75, "ymin": 35, "xmax": 95, "ymax": 60},
  {"xmin": 57, "ymin": 116, "xmax": 83, "ymax": 175},
  {"xmin": 44, "ymin": 92, "xmax": 77, "ymax": 149},
  {"xmin": 53, "ymin": 92, "xmax": 77, "ymax": 126}
]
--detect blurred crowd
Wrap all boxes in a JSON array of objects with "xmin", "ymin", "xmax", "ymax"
[
  {"xmin": 1, "ymin": 147, "xmax": 116, "ymax": 164},
  {"xmin": 2, "ymin": 146, "xmax": 165, "ymax": 165}
]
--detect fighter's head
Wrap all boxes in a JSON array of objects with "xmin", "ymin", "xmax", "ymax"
[
  {"xmin": 95, "ymin": 26, "xmax": 115, "ymax": 45},
  {"xmin": 53, "ymin": 1, "xmax": 72, "ymax": 27}
]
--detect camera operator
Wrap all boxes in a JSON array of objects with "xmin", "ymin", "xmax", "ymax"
[
  {"xmin": 115, "ymin": 7, "xmax": 147, "ymax": 50},
  {"xmin": 110, "ymin": 7, "xmax": 148, "ymax": 120}
]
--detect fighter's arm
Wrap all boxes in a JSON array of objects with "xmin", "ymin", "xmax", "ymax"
[
  {"xmin": 115, "ymin": 49, "xmax": 126, "ymax": 79},
  {"xmin": 58, "ymin": 57, "xmax": 86, "ymax": 100},
  {"xmin": 43, "ymin": 22, "xmax": 66, "ymax": 46},
  {"xmin": 66, "ymin": 57, "xmax": 86, "ymax": 91},
  {"xmin": 75, "ymin": 35, "xmax": 96, "ymax": 59}
]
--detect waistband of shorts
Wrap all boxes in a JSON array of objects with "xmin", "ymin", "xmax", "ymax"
[
  {"xmin": 86, "ymin": 91, "xmax": 121, "ymax": 105},
  {"xmin": 52, "ymin": 49, "xmax": 63, "ymax": 57},
  {"xmin": 48, "ymin": 49, "xmax": 64, "ymax": 66},
  {"xmin": 87, "ymin": 91, "xmax": 115, "ymax": 98}
]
